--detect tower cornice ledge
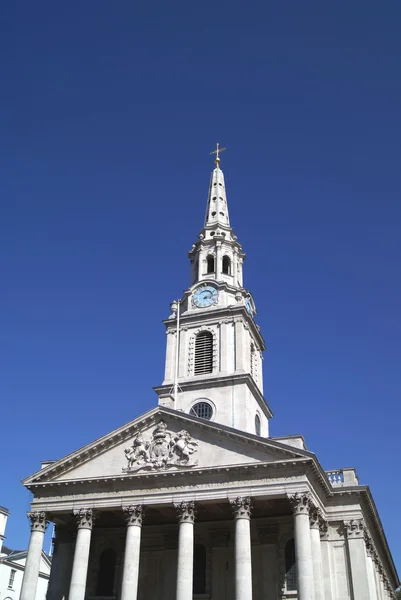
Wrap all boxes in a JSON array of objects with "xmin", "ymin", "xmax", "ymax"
[{"xmin": 154, "ymin": 372, "xmax": 273, "ymax": 418}]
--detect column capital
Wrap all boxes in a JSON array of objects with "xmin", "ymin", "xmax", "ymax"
[
  {"xmin": 364, "ymin": 530, "xmax": 374, "ymax": 557},
  {"xmin": 288, "ymin": 492, "xmax": 312, "ymax": 516},
  {"xmin": 174, "ymin": 501, "xmax": 196, "ymax": 524},
  {"xmin": 344, "ymin": 518, "xmax": 365, "ymax": 540},
  {"xmin": 230, "ymin": 496, "xmax": 252, "ymax": 520},
  {"xmin": 27, "ymin": 511, "xmax": 48, "ymax": 533},
  {"xmin": 123, "ymin": 505, "xmax": 144, "ymax": 527},
  {"xmin": 319, "ymin": 518, "xmax": 329, "ymax": 540},
  {"xmin": 73, "ymin": 508, "xmax": 96, "ymax": 530},
  {"xmin": 309, "ymin": 507, "xmax": 321, "ymax": 529}
]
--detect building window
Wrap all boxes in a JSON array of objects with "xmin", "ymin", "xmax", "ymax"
[
  {"xmin": 255, "ymin": 413, "xmax": 261, "ymax": 436},
  {"xmin": 194, "ymin": 331, "xmax": 213, "ymax": 375},
  {"xmin": 285, "ymin": 538, "xmax": 297, "ymax": 591},
  {"xmin": 96, "ymin": 548, "xmax": 116, "ymax": 596},
  {"xmin": 8, "ymin": 569, "xmax": 16, "ymax": 589},
  {"xmin": 222, "ymin": 255, "xmax": 231, "ymax": 275},
  {"xmin": 190, "ymin": 401, "xmax": 213, "ymax": 420},
  {"xmin": 207, "ymin": 255, "xmax": 215, "ymax": 273},
  {"xmin": 193, "ymin": 544, "xmax": 207, "ymax": 593}
]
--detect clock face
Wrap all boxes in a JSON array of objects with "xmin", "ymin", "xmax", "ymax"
[
  {"xmin": 245, "ymin": 297, "xmax": 253, "ymax": 315},
  {"xmin": 192, "ymin": 285, "xmax": 218, "ymax": 308}
]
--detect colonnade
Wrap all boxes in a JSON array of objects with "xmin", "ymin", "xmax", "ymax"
[{"xmin": 19, "ymin": 495, "xmax": 395, "ymax": 600}]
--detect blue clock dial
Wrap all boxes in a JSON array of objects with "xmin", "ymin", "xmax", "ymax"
[
  {"xmin": 192, "ymin": 286, "xmax": 218, "ymax": 308},
  {"xmin": 245, "ymin": 297, "xmax": 253, "ymax": 315}
]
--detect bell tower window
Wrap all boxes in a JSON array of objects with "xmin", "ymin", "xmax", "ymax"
[
  {"xmin": 194, "ymin": 331, "xmax": 213, "ymax": 375},
  {"xmin": 222, "ymin": 255, "xmax": 231, "ymax": 275},
  {"xmin": 207, "ymin": 255, "xmax": 215, "ymax": 273}
]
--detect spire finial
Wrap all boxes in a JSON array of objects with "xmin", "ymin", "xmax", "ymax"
[{"xmin": 210, "ymin": 143, "xmax": 227, "ymax": 168}]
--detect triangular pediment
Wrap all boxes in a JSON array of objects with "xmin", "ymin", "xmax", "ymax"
[{"xmin": 23, "ymin": 407, "xmax": 311, "ymax": 486}]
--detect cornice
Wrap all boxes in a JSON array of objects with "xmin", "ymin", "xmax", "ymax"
[{"xmin": 154, "ymin": 373, "xmax": 272, "ymax": 418}]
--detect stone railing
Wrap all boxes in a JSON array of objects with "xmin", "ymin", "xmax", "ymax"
[{"xmin": 326, "ymin": 468, "xmax": 359, "ymax": 487}]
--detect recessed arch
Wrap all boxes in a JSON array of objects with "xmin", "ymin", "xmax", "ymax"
[
  {"xmin": 207, "ymin": 255, "xmax": 215, "ymax": 273},
  {"xmin": 222, "ymin": 255, "xmax": 231, "ymax": 275}
]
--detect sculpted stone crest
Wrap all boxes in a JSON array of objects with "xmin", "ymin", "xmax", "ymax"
[{"xmin": 123, "ymin": 420, "xmax": 198, "ymax": 472}]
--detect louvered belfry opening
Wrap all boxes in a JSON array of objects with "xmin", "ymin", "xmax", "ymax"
[{"xmin": 194, "ymin": 331, "xmax": 213, "ymax": 375}]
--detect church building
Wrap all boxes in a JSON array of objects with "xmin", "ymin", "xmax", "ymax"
[{"xmin": 20, "ymin": 148, "xmax": 398, "ymax": 600}]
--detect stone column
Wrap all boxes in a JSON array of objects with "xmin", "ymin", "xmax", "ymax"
[
  {"xmin": 289, "ymin": 493, "xmax": 315, "ymax": 600},
  {"xmin": 231, "ymin": 497, "xmax": 253, "ymax": 600},
  {"xmin": 258, "ymin": 526, "xmax": 278, "ymax": 600},
  {"xmin": 216, "ymin": 241, "xmax": 222, "ymax": 281},
  {"xmin": 175, "ymin": 501, "xmax": 196, "ymax": 600},
  {"xmin": 344, "ymin": 519, "xmax": 371, "ymax": 599},
  {"xmin": 121, "ymin": 505, "xmax": 144, "ymax": 600},
  {"xmin": 309, "ymin": 509, "xmax": 324, "ymax": 600},
  {"xmin": 20, "ymin": 512, "xmax": 48, "ymax": 600},
  {"xmin": 318, "ymin": 520, "xmax": 333, "ymax": 600},
  {"xmin": 68, "ymin": 509, "xmax": 95, "ymax": 600}
]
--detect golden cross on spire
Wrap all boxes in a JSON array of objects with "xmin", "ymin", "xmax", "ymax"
[{"xmin": 210, "ymin": 142, "xmax": 227, "ymax": 168}]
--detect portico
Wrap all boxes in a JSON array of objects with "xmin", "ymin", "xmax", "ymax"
[{"xmin": 21, "ymin": 407, "xmax": 399, "ymax": 600}]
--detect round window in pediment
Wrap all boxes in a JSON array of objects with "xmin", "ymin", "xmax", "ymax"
[{"xmin": 190, "ymin": 401, "xmax": 213, "ymax": 421}]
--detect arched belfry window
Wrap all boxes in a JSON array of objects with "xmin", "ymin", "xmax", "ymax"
[
  {"xmin": 96, "ymin": 548, "xmax": 116, "ymax": 596},
  {"xmin": 193, "ymin": 544, "xmax": 207, "ymax": 593},
  {"xmin": 194, "ymin": 331, "xmax": 213, "ymax": 375},
  {"xmin": 207, "ymin": 255, "xmax": 215, "ymax": 273},
  {"xmin": 285, "ymin": 538, "xmax": 297, "ymax": 591},
  {"xmin": 222, "ymin": 255, "xmax": 231, "ymax": 275}
]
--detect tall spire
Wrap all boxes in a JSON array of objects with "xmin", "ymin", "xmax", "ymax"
[{"xmin": 205, "ymin": 144, "xmax": 230, "ymax": 227}]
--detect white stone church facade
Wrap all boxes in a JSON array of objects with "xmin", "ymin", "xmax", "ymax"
[{"xmin": 20, "ymin": 150, "xmax": 398, "ymax": 600}]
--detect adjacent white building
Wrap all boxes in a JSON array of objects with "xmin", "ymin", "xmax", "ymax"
[
  {"xmin": 19, "ymin": 149, "xmax": 399, "ymax": 599},
  {"xmin": 0, "ymin": 506, "xmax": 50, "ymax": 600}
]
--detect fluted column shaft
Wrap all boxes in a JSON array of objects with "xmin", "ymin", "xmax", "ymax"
[
  {"xmin": 175, "ymin": 501, "xmax": 196, "ymax": 600},
  {"xmin": 310, "ymin": 510, "xmax": 324, "ymax": 600},
  {"xmin": 20, "ymin": 512, "xmax": 48, "ymax": 600},
  {"xmin": 231, "ymin": 497, "xmax": 253, "ymax": 600},
  {"xmin": 68, "ymin": 509, "xmax": 95, "ymax": 600},
  {"xmin": 289, "ymin": 494, "xmax": 315, "ymax": 600},
  {"xmin": 121, "ymin": 506, "xmax": 143, "ymax": 600}
]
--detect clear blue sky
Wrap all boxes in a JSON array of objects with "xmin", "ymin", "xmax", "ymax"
[{"xmin": 1, "ymin": 0, "xmax": 400, "ymax": 571}]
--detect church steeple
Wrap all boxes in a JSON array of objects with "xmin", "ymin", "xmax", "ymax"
[
  {"xmin": 155, "ymin": 148, "xmax": 272, "ymax": 438},
  {"xmin": 204, "ymin": 144, "xmax": 230, "ymax": 228},
  {"xmin": 189, "ymin": 147, "xmax": 244, "ymax": 289}
]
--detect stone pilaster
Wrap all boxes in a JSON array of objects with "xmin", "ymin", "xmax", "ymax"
[
  {"xmin": 344, "ymin": 519, "xmax": 371, "ymax": 599},
  {"xmin": 318, "ymin": 519, "xmax": 333, "ymax": 600},
  {"xmin": 20, "ymin": 512, "xmax": 48, "ymax": 600},
  {"xmin": 175, "ymin": 501, "xmax": 196, "ymax": 600},
  {"xmin": 231, "ymin": 497, "xmax": 253, "ymax": 600},
  {"xmin": 68, "ymin": 509, "xmax": 96, "ymax": 600},
  {"xmin": 121, "ymin": 505, "xmax": 144, "ymax": 600},
  {"xmin": 289, "ymin": 493, "xmax": 315, "ymax": 600},
  {"xmin": 364, "ymin": 531, "xmax": 380, "ymax": 600}
]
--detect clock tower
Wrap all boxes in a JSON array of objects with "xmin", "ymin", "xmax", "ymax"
[{"xmin": 154, "ymin": 147, "xmax": 273, "ymax": 437}]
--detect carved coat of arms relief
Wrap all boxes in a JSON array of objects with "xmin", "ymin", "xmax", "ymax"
[{"xmin": 123, "ymin": 420, "xmax": 198, "ymax": 472}]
